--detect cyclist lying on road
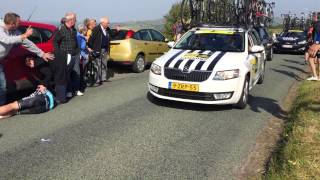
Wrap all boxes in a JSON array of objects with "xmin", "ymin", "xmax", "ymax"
[{"xmin": 0, "ymin": 88, "xmax": 55, "ymax": 119}]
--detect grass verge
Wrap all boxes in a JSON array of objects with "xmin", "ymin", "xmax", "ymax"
[{"xmin": 265, "ymin": 81, "xmax": 320, "ymax": 179}]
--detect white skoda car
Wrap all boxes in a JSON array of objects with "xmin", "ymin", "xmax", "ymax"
[{"xmin": 148, "ymin": 26, "xmax": 266, "ymax": 109}]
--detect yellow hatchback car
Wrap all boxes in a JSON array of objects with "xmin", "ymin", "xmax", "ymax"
[{"xmin": 109, "ymin": 28, "xmax": 169, "ymax": 72}]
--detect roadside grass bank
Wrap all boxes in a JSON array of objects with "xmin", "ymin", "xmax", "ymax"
[{"xmin": 265, "ymin": 81, "xmax": 320, "ymax": 179}]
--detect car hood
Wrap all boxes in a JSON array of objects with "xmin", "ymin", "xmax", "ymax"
[{"xmin": 154, "ymin": 49, "xmax": 246, "ymax": 72}]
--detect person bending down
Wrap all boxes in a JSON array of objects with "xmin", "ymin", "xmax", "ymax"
[{"xmin": 0, "ymin": 89, "xmax": 55, "ymax": 119}]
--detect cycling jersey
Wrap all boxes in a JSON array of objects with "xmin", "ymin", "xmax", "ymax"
[{"xmin": 17, "ymin": 90, "xmax": 55, "ymax": 114}]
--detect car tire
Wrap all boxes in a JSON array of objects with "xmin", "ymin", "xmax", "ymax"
[
  {"xmin": 132, "ymin": 54, "xmax": 146, "ymax": 73},
  {"xmin": 234, "ymin": 77, "xmax": 249, "ymax": 109},
  {"xmin": 267, "ymin": 48, "xmax": 273, "ymax": 61},
  {"xmin": 257, "ymin": 62, "xmax": 266, "ymax": 84}
]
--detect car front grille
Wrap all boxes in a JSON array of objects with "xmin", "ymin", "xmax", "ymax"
[
  {"xmin": 157, "ymin": 88, "xmax": 216, "ymax": 101},
  {"xmin": 164, "ymin": 68, "xmax": 212, "ymax": 82}
]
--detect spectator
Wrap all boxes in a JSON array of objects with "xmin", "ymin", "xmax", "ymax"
[
  {"xmin": 309, "ymin": 44, "xmax": 320, "ymax": 57},
  {"xmin": 173, "ymin": 22, "xmax": 183, "ymax": 41},
  {"xmin": 25, "ymin": 56, "xmax": 53, "ymax": 92},
  {"xmin": 88, "ymin": 17, "xmax": 118, "ymax": 85},
  {"xmin": 85, "ymin": 19, "xmax": 96, "ymax": 41},
  {"xmin": 305, "ymin": 25, "xmax": 314, "ymax": 65},
  {"xmin": 52, "ymin": 12, "xmax": 80, "ymax": 103},
  {"xmin": 0, "ymin": 12, "xmax": 54, "ymax": 105},
  {"xmin": 77, "ymin": 24, "xmax": 89, "ymax": 93}
]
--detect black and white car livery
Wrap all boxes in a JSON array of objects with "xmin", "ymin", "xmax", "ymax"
[{"xmin": 148, "ymin": 26, "xmax": 266, "ymax": 109}]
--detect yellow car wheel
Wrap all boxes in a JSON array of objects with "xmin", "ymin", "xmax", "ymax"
[{"xmin": 132, "ymin": 54, "xmax": 146, "ymax": 73}]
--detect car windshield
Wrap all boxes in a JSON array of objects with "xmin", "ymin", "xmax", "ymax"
[
  {"xmin": 174, "ymin": 31, "xmax": 245, "ymax": 52},
  {"xmin": 280, "ymin": 32, "xmax": 306, "ymax": 38}
]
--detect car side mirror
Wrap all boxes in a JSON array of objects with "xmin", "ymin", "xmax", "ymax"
[
  {"xmin": 167, "ymin": 41, "xmax": 175, "ymax": 48},
  {"xmin": 249, "ymin": 45, "xmax": 264, "ymax": 53}
]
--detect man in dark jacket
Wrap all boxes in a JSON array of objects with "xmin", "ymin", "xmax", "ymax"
[
  {"xmin": 52, "ymin": 12, "xmax": 79, "ymax": 103},
  {"xmin": 88, "ymin": 17, "xmax": 118, "ymax": 85},
  {"xmin": 25, "ymin": 56, "xmax": 53, "ymax": 92}
]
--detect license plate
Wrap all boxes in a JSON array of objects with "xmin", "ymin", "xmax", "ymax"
[
  {"xmin": 282, "ymin": 45, "xmax": 293, "ymax": 48},
  {"xmin": 169, "ymin": 82, "xmax": 199, "ymax": 92}
]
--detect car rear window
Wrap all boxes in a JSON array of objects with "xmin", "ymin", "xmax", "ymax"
[{"xmin": 110, "ymin": 29, "xmax": 128, "ymax": 40}]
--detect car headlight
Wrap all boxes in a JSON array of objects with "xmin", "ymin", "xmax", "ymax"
[
  {"xmin": 298, "ymin": 40, "xmax": 307, "ymax": 45},
  {"xmin": 213, "ymin": 69, "xmax": 239, "ymax": 80},
  {"xmin": 151, "ymin": 63, "xmax": 162, "ymax": 75}
]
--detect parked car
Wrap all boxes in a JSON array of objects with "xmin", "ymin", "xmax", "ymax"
[
  {"xmin": 109, "ymin": 28, "xmax": 169, "ymax": 73},
  {"xmin": 273, "ymin": 30, "xmax": 308, "ymax": 54},
  {"xmin": 3, "ymin": 21, "xmax": 56, "ymax": 93},
  {"xmin": 148, "ymin": 25, "xmax": 267, "ymax": 109},
  {"xmin": 254, "ymin": 26, "xmax": 274, "ymax": 61}
]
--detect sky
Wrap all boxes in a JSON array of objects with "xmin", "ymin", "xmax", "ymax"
[{"xmin": 0, "ymin": 0, "xmax": 319, "ymax": 23}]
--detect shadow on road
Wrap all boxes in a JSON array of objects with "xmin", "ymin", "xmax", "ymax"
[
  {"xmin": 108, "ymin": 63, "xmax": 133, "ymax": 74},
  {"xmin": 270, "ymin": 68, "xmax": 304, "ymax": 81},
  {"xmin": 0, "ymin": 133, "xmax": 2, "ymax": 138},
  {"xmin": 248, "ymin": 95, "xmax": 287, "ymax": 119},
  {"xmin": 147, "ymin": 92, "xmax": 233, "ymax": 111},
  {"xmin": 106, "ymin": 63, "xmax": 133, "ymax": 79},
  {"xmin": 283, "ymin": 59, "xmax": 306, "ymax": 66},
  {"xmin": 280, "ymin": 64, "xmax": 308, "ymax": 74},
  {"xmin": 107, "ymin": 63, "xmax": 150, "ymax": 79},
  {"xmin": 147, "ymin": 93, "xmax": 288, "ymax": 118}
]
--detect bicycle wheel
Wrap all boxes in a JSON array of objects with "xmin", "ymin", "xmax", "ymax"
[
  {"xmin": 193, "ymin": 0, "xmax": 206, "ymax": 25},
  {"xmin": 234, "ymin": 0, "xmax": 246, "ymax": 26},
  {"xmin": 181, "ymin": 0, "xmax": 194, "ymax": 30},
  {"xmin": 207, "ymin": 0, "xmax": 215, "ymax": 22},
  {"xmin": 247, "ymin": 0, "xmax": 257, "ymax": 27},
  {"xmin": 84, "ymin": 61, "xmax": 98, "ymax": 87}
]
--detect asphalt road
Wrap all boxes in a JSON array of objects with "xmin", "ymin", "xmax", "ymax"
[{"xmin": 0, "ymin": 54, "xmax": 307, "ymax": 180}]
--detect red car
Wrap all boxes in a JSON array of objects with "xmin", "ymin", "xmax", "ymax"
[{"xmin": 3, "ymin": 21, "xmax": 56, "ymax": 91}]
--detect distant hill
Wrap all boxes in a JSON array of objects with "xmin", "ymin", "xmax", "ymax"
[
  {"xmin": 273, "ymin": 17, "xmax": 282, "ymax": 25},
  {"xmin": 111, "ymin": 19, "xmax": 165, "ymax": 32},
  {"xmin": 40, "ymin": 19, "xmax": 166, "ymax": 32}
]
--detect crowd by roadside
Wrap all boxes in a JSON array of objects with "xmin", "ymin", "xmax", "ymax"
[{"xmin": 0, "ymin": 12, "xmax": 118, "ymax": 119}]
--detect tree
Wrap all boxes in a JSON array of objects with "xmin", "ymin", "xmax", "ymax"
[{"xmin": 163, "ymin": 2, "xmax": 182, "ymax": 40}]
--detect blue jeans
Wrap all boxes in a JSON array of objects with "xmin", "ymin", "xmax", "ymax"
[{"xmin": 0, "ymin": 65, "xmax": 6, "ymax": 105}]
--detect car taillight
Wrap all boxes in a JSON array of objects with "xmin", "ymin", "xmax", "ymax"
[{"xmin": 126, "ymin": 30, "xmax": 135, "ymax": 39}]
